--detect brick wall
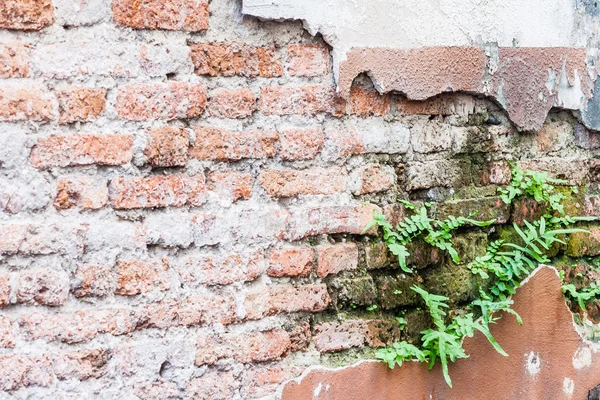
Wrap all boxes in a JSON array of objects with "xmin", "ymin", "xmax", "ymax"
[{"xmin": 1, "ymin": 0, "xmax": 600, "ymax": 398}]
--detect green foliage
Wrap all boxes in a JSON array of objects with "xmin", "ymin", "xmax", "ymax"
[{"xmin": 369, "ymin": 164, "xmax": 596, "ymax": 388}]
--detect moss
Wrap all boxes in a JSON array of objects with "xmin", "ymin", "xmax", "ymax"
[
  {"xmin": 329, "ymin": 276, "xmax": 378, "ymax": 309},
  {"xmin": 373, "ymin": 272, "xmax": 420, "ymax": 309}
]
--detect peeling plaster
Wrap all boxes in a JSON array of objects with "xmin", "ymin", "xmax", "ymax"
[{"xmin": 242, "ymin": 0, "xmax": 600, "ymax": 131}]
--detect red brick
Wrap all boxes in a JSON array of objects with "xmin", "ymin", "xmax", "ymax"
[
  {"xmin": 0, "ymin": 84, "xmax": 54, "ymax": 122},
  {"xmin": 243, "ymin": 366, "xmax": 305, "ymax": 399},
  {"xmin": 0, "ymin": 42, "xmax": 29, "ymax": 78},
  {"xmin": 245, "ymin": 284, "xmax": 330, "ymax": 320},
  {"xmin": 190, "ymin": 42, "xmax": 282, "ymax": 77},
  {"xmin": 30, "ymin": 134, "xmax": 133, "ymax": 169},
  {"xmin": 72, "ymin": 265, "xmax": 113, "ymax": 298},
  {"xmin": 208, "ymin": 171, "xmax": 253, "ymax": 202},
  {"xmin": 0, "ymin": 0, "xmax": 54, "ymax": 30},
  {"xmin": 178, "ymin": 250, "xmax": 265, "ymax": 287},
  {"xmin": 115, "ymin": 259, "xmax": 170, "ymax": 296},
  {"xmin": 286, "ymin": 44, "xmax": 330, "ymax": 77},
  {"xmin": 206, "ymin": 88, "xmax": 256, "ymax": 119},
  {"xmin": 143, "ymin": 294, "xmax": 238, "ymax": 328},
  {"xmin": 284, "ymin": 204, "xmax": 381, "ymax": 240},
  {"xmin": 187, "ymin": 370, "xmax": 240, "ymax": 400},
  {"xmin": 109, "ymin": 175, "xmax": 206, "ymax": 210},
  {"xmin": 259, "ymin": 167, "xmax": 347, "ymax": 198},
  {"xmin": 482, "ymin": 160, "xmax": 512, "ymax": 185},
  {"xmin": 347, "ymin": 87, "xmax": 391, "ymax": 116},
  {"xmin": 313, "ymin": 319, "xmax": 400, "ymax": 353},
  {"xmin": 113, "ymin": 0, "xmax": 208, "ymax": 31},
  {"xmin": 353, "ymin": 164, "xmax": 395, "ymax": 194},
  {"xmin": 279, "ymin": 128, "xmax": 324, "ymax": 161},
  {"xmin": 16, "ymin": 268, "xmax": 69, "ymax": 306},
  {"xmin": 144, "ymin": 127, "xmax": 189, "ymax": 167},
  {"xmin": 316, "ymin": 243, "xmax": 359, "ymax": 278},
  {"xmin": 116, "ymin": 82, "xmax": 206, "ymax": 121},
  {"xmin": 195, "ymin": 329, "xmax": 291, "ymax": 365},
  {"xmin": 288, "ymin": 321, "xmax": 312, "ymax": 352},
  {"xmin": 259, "ymin": 85, "xmax": 337, "ymax": 115},
  {"xmin": 54, "ymin": 177, "xmax": 108, "ymax": 210},
  {"xmin": 55, "ymin": 86, "xmax": 106, "ymax": 124},
  {"xmin": 0, "ymin": 273, "xmax": 10, "ymax": 306},
  {"xmin": 0, "ymin": 317, "xmax": 15, "ymax": 348},
  {"xmin": 268, "ymin": 247, "xmax": 314, "ymax": 278},
  {"xmin": 190, "ymin": 126, "xmax": 278, "ymax": 161}
]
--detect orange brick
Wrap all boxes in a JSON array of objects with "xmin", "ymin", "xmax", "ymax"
[
  {"xmin": 259, "ymin": 167, "xmax": 347, "ymax": 198},
  {"xmin": 207, "ymin": 88, "xmax": 256, "ymax": 119},
  {"xmin": 190, "ymin": 42, "xmax": 282, "ymax": 77},
  {"xmin": 286, "ymin": 44, "xmax": 330, "ymax": 77},
  {"xmin": 112, "ymin": 0, "xmax": 208, "ymax": 31},
  {"xmin": 54, "ymin": 177, "xmax": 108, "ymax": 210},
  {"xmin": 0, "ymin": 42, "xmax": 29, "ymax": 78},
  {"xmin": 115, "ymin": 259, "xmax": 170, "ymax": 296},
  {"xmin": 353, "ymin": 164, "xmax": 395, "ymax": 194},
  {"xmin": 195, "ymin": 330, "xmax": 291, "ymax": 365},
  {"xmin": 278, "ymin": 128, "xmax": 324, "ymax": 161},
  {"xmin": 116, "ymin": 82, "xmax": 206, "ymax": 121},
  {"xmin": 316, "ymin": 243, "xmax": 359, "ymax": 278},
  {"xmin": 268, "ymin": 248, "xmax": 314, "ymax": 278},
  {"xmin": 208, "ymin": 171, "xmax": 253, "ymax": 202},
  {"xmin": 0, "ymin": 0, "xmax": 54, "ymax": 30},
  {"xmin": 55, "ymin": 86, "xmax": 106, "ymax": 124},
  {"xmin": 259, "ymin": 85, "xmax": 336, "ymax": 115},
  {"xmin": 347, "ymin": 87, "xmax": 391, "ymax": 116},
  {"xmin": 0, "ymin": 84, "xmax": 54, "ymax": 122},
  {"xmin": 144, "ymin": 127, "xmax": 189, "ymax": 167},
  {"xmin": 245, "ymin": 284, "xmax": 331, "ymax": 319},
  {"xmin": 30, "ymin": 134, "xmax": 133, "ymax": 169},
  {"xmin": 190, "ymin": 126, "xmax": 278, "ymax": 161},
  {"xmin": 109, "ymin": 175, "xmax": 207, "ymax": 210}
]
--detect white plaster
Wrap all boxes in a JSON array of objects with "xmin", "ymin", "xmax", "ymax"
[
  {"xmin": 525, "ymin": 351, "xmax": 541, "ymax": 375},
  {"xmin": 572, "ymin": 346, "xmax": 593, "ymax": 369},
  {"xmin": 563, "ymin": 377, "xmax": 575, "ymax": 396}
]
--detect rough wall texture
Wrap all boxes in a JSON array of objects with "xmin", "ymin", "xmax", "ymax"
[{"xmin": 0, "ymin": 0, "xmax": 600, "ymax": 399}]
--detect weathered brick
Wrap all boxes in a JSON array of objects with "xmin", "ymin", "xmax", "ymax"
[
  {"xmin": 535, "ymin": 120, "xmax": 573, "ymax": 152},
  {"xmin": 109, "ymin": 175, "xmax": 206, "ymax": 210},
  {"xmin": 517, "ymin": 158, "xmax": 588, "ymax": 186},
  {"xmin": 113, "ymin": 0, "xmax": 208, "ymax": 31},
  {"xmin": 394, "ymin": 93, "xmax": 476, "ymax": 116},
  {"xmin": 481, "ymin": 160, "xmax": 512, "ymax": 185},
  {"xmin": 195, "ymin": 329, "xmax": 291, "ymax": 365},
  {"xmin": 278, "ymin": 128, "xmax": 324, "ymax": 161},
  {"xmin": 268, "ymin": 247, "xmax": 314, "ymax": 278},
  {"xmin": 352, "ymin": 164, "xmax": 395, "ymax": 194},
  {"xmin": 286, "ymin": 44, "xmax": 330, "ymax": 77},
  {"xmin": 330, "ymin": 276, "xmax": 377, "ymax": 307},
  {"xmin": 259, "ymin": 167, "xmax": 347, "ymax": 198},
  {"xmin": 54, "ymin": 177, "xmax": 108, "ymax": 210},
  {"xmin": 316, "ymin": 243, "xmax": 359, "ymax": 278},
  {"xmin": 55, "ymin": 86, "xmax": 106, "ymax": 124},
  {"xmin": 187, "ymin": 370, "xmax": 240, "ymax": 400},
  {"xmin": 115, "ymin": 259, "xmax": 171, "ymax": 296},
  {"xmin": 72, "ymin": 265, "xmax": 113, "ymax": 298},
  {"xmin": 435, "ymin": 197, "xmax": 511, "ymax": 225},
  {"xmin": 178, "ymin": 251, "xmax": 265, "ymax": 287},
  {"xmin": 259, "ymin": 85, "xmax": 336, "ymax": 115},
  {"xmin": 574, "ymin": 124, "xmax": 600, "ymax": 150},
  {"xmin": 313, "ymin": 320, "xmax": 400, "ymax": 353},
  {"xmin": 0, "ymin": 0, "xmax": 54, "ymax": 30},
  {"xmin": 245, "ymin": 284, "xmax": 330, "ymax": 320},
  {"xmin": 410, "ymin": 120, "xmax": 454, "ymax": 153},
  {"xmin": 144, "ymin": 294, "xmax": 238, "ymax": 328},
  {"xmin": 0, "ymin": 83, "xmax": 54, "ymax": 122},
  {"xmin": 510, "ymin": 197, "xmax": 547, "ymax": 226},
  {"xmin": 406, "ymin": 159, "xmax": 471, "ymax": 191},
  {"xmin": 0, "ymin": 273, "xmax": 10, "ymax": 306},
  {"xmin": 242, "ymin": 366, "xmax": 305, "ymax": 399},
  {"xmin": 0, "ymin": 317, "xmax": 15, "ymax": 348},
  {"xmin": 208, "ymin": 171, "xmax": 253, "ymax": 203},
  {"xmin": 134, "ymin": 381, "xmax": 180, "ymax": 400},
  {"xmin": 0, "ymin": 223, "xmax": 86, "ymax": 256},
  {"xmin": 364, "ymin": 242, "xmax": 391, "ymax": 270},
  {"xmin": 143, "ymin": 212, "xmax": 193, "ymax": 248},
  {"xmin": 323, "ymin": 120, "xmax": 410, "ymax": 160},
  {"xmin": 116, "ymin": 83, "xmax": 206, "ymax": 121},
  {"xmin": 190, "ymin": 126, "xmax": 278, "ymax": 161},
  {"xmin": 288, "ymin": 321, "xmax": 311, "ymax": 352},
  {"xmin": 567, "ymin": 227, "xmax": 600, "ymax": 257},
  {"xmin": 30, "ymin": 134, "xmax": 133, "ymax": 169},
  {"xmin": 0, "ymin": 42, "xmax": 29, "ymax": 78},
  {"xmin": 206, "ymin": 88, "xmax": 256, "ymax": 119},
  {"xmin": 347, "ymin": 87, "xmax": 391, "ymax": 116},
  {"xmin": 190, "ymin": 42, "xmax": 282, "ymax": 77},
  {"xmin": 17, "ymin": 268, "xmax": 69, "ymax": 306},
  {"xmin": 144, "ymin": 127, "xmax": 189, "ymax": 167},
  {"xmin": 284, "ymin": 204, "xmax": 381, "ymax": 240}
]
